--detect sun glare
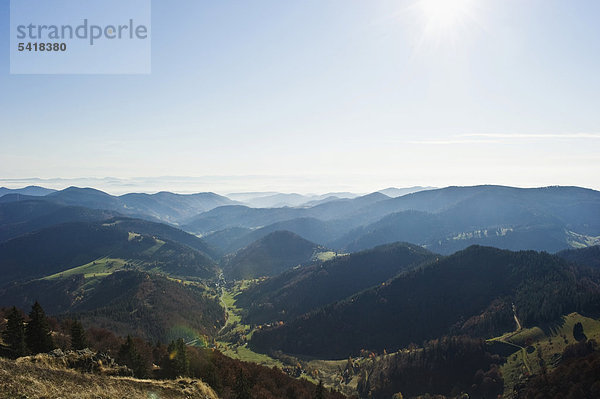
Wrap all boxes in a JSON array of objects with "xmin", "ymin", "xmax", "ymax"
[{"xmin": 417, "ymin": 0, "xmax": 476, "ymax": 40}]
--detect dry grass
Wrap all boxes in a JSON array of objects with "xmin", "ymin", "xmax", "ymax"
[{"xmin": 0, "ymin": 357, "xmax": 218, "ymax": 399}]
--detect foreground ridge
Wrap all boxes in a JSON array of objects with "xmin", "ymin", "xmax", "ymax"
[{"xmin": 0, "ymin": 355, "xmax": 218, "ymax": 399}]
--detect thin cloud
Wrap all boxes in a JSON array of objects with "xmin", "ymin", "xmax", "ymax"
[
  {"xmin": 409, "ymin": 133, "xmax": 600, "ymax": 145},
  {"xmin": 407, "ymin": 139, "xmax": 501, "ymax": 145},
  {"xmin": 459, "ymin": 133, "xmax": 600, "ymax": 139}
]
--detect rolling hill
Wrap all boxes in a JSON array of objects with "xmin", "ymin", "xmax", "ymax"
[
  {"xmin": 557, "ymin": 245, "xmax": 600, "ymax": 269},
  {"xmin": 118, "ymin": 191, "xmax": 238, "ymax": 223},
  {"xmin": 184, "ymin": 186, "xmax": 600, "ymax": 255},
  {"xmin": 0, "ymin": 186, "xmax": 238, "ymax": 224},
  {"xmin": 0, "ymin": 221, "xmax": 218, "ymax": 286},
  {"xmin": 226, "ymin": 191, "xmax": 359, "ymax": 208},
  {"xmin": 377, "ymin": 186, "xmax": 436, "ymax": 197},
  {"xmin": 200, "ymin": 227, "xmax": 253, "ymax": 257},
  {"xmin": 0, "ymin": 185, "xmax": 56, "ymax": 197},
  {"xmin": 103, "ymin": 217, "xmax": 219, "ymax": 259},
  {"xmin": 71, "ymin": 270, "xmax": 224, "ymax": 342},
  {"xmin": 183, "ymin": 205, "xmax": 302, "ymax": 234},
  {"xmin": 334, "ymin": 210, "xmax": 574, "ymax": 255},
  {"xmin": 203, "ymin": 218, "xmax": 353, "ymax": 256},
  {"xmin": 347, "ymin": 185, "xmax": 600, "ymax": 231},
  {"xmin": 0, "ymin": 270, "xmax": 225, "ymax": 343},
  {"xmin": 236, "ymin": 242, "xmax": 436, "ymax": 325},
  {"xmin": 182, "ymin": 192, "xmax": 389, "ymax": 235},
  {"xmin": 332, "ymin": 186, "xmax": 600, "ymax": 254},
  {"xmin": 249, "ymin": 245, "xmax": 600, "ymax": 358},
  {"xmin": 221, "ymin": 231, "xmax": 324, "ymax": 280},
  {"xmin": 0, "ymin": 200, "xmax": 120, "ymax": 243},
  {"xmin": 1, "ymin": 184, "xmax": 600, "ymax": 399}
]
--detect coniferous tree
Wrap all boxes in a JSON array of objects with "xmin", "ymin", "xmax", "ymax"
[
  {"xmin": 2, "ymin": 306, "xmax": 27, "ymax": 358},
  {"xmin": 315, "ymin": 380, "xmax": 325, "ymax": 399},
  {"xmin": 70, "ymin": 319, "xmax": 87, "ymax": 350},
  {"xmin": 118, "ymin": 335, "xmax": 148, "ymax": 378},
  {"xmin": 164, "ymin": 338, "xmax": 189, "ymax": 378},
  {"xmin": 234, "ymin": 368, "xmax": 251, "ymax": 399},
  {"xmin": 118, "ymin": 336, "xmax": 137, "ymax": 370},
  {"xmin": 25, "ymin": 301, "xmax": 54, "ymax": 354},
  {"xmin": 573, "ymin": 322, "xmax": 586, "ymax": 342}
]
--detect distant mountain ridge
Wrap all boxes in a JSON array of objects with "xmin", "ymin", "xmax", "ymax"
[
  {"xmin": 203, "ymin": 217, "xmax": 354, "ymax": 256},
  {"xmin": 188, "ymin": 185, "xmax": 600, "ymax": 256},
  {"xmin": 226, "ymin": 191, "xmax": 360, "ymax": 208},
  {"xmin": 0, "ymin": 186, "xmax": 238, "ymax": 224},
  {"xmin": 2, "ymin": 185, "xmax": 599, "ymax": 257},
  {"xmin": 183, "ymin": 192, "xmax": 390, "ymax": 234},
  {"xmin": 377, "ymin": 186, "xmax": 436, "ymax": 197},
  {"xmin": 332, "ymin": 185, "xmax": 600, "ymax": 254},
  {"xmin": 0, "ymin": 185, "xmax": 56, "ymax": 197}
]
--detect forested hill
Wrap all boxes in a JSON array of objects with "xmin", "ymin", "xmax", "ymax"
[
  {"xmin": 222, "ymin": 230, "xmax": 324, "ymax": 280},
  {"xmin": 0, "ymin": 200, "xmax": 120, "ymax": 243},
  {"xmin": 557, "ymin": 245, "xmax": 600, "ymax": 269},
  {"xmin": 236, "ymin": 242, "xmax": 436, "ymax": 325},
  {"xmin": 0, "ymin": 271, "xmax": 225, "ymax": 343},
  {"xmin": 0, "ymin": 221, "xmax": 218, "ymax": 285},
  {"xmin": 250, "ymin": 245, "xmax": 600, "ymax": 358}
]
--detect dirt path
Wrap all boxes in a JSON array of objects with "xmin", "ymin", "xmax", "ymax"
[
  {"xmin": 512, "ymin": 303, "xmax": 522, "ymax": 331},
  {"xmin": 217, "ymin": 272, "xmax": 229, "ymax": 335}
]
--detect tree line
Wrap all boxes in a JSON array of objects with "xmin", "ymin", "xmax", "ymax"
[
  {"xmin": 1, "ymin": 301, "xmax": 87, "ymax": 358},
  {"xmin": 1, "ymin": 301, "xmax": 345, "ymax": 399},
  {"xmin": 356, "ymin": 335, "xmax": 504, "ymax": 399}
]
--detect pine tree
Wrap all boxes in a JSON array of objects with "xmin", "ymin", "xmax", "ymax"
[
  {"xmin": 165, "ymin": 338, "xmax": 189, "ymax": 378},
  {"xmin": 25, "ymin": 301, "xmax": 54, "ymax": 354},
  {"xmin": 573, "ymin": 322, "xmax": 586, "ymax": 342},
  {"xmin": 118, "ymin": 335, "xmax": 148, "ymax": 378},
  {"xmin": 234, "ymin": 368, "xmax": 251, "ymax": 399},
  {"xmin": 2, "ymin": 307, "xmax": 27, "ymax": 358},
  {"xmin": 70, "ymin": 319, "xmax": 87, "ymax": 350},
  {"xmin": 315, "ymin": 380, "xmax": 325, "ymax": 399}
]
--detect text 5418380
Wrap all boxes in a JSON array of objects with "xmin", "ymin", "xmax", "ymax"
[{"xmin": 18, "ymin": 42, "xmax": 67, "ymax": 52}]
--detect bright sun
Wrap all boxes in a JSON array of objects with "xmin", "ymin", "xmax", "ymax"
[{"xmin": 417, "ymin": 0, "xmax": 476, "ymax": 39}]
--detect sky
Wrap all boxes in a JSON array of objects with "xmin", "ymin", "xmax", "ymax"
[{"xmin": 1, "ymin": 0, "xmax": 599, "ymax": 194}]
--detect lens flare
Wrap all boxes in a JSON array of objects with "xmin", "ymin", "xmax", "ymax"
[{"xmin": 416, "ymin": 0, "xmax": 478, "ymax": 43}]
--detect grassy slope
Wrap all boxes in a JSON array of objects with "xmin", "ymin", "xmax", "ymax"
[
  {"xmin": 43, "ymin": 257, "xmax": 130, "ymax": 279},
  {"xmin": 215, "ymin": 282, "xmax": 283, "ymax": 368},
  {"xmin": 72, "ymin": 271, "xmax": 224, "ymax": 343},
  {"xmin": 313, "ymin": 251, "xmax": 339, "ymax": 262},
  {"xmin": 0, "ymin": 220, "xmax": 219, "ymax": 288},
  {"xmin": 213, "ymin": 281, "xmax": 355, "ymax": 395},
  {"xmin": 222, "ymin": 274, "xmax": 600, "ymax": 398},
  {"xmin": 0, "ymin": 357, "xmax": 218, "ymax": 399},
  {"xmin": 494, "ymin": 312, "xmax": 600, "ymax": 398}
]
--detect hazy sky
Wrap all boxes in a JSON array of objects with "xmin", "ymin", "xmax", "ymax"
[{"xmin": 1, "ymin": 0, "xmax": 599, "ymax": 193}]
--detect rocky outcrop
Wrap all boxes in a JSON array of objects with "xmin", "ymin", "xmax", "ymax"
[{"xmin": 19, "ymin": 348, "xmax": 133, "ymax": 376}]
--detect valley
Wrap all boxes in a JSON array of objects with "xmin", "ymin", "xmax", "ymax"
[
  {"xmin": 1, "ymin": 184, "xmax": 599, "ymax": 398},
  {"xmin": 4, "ymin": 1, "xmax": 599, "ymax": 396}
]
